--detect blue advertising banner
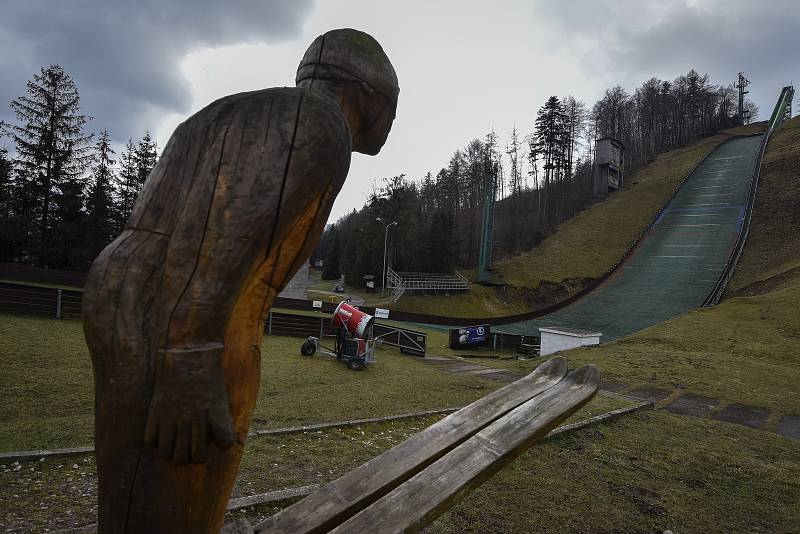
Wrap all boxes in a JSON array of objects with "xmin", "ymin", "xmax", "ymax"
[{"xmin": 449, "ymin": 324, "xmax": 490, "ymax": 349}]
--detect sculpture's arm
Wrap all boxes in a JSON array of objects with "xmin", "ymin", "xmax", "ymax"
[{"xmin": 143, "ymin": 90, "xmax": 351, "ymax": 463}]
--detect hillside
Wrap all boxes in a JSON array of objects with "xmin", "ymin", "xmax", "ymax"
[
  {"xmin": 393, "ymin": 122, "xmax": 767, "ymax": 318},
  {"xmin": 465, "ymin": 116, "xmax": 800, "ymax": 407},
  {"xmin": 727, "ymin": 116, "xmax": 800, "ymax": 296}
]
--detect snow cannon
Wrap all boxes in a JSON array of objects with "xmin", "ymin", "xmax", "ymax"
[
  {"xmin": 300, "ymin": 300, "xmax": 378, "ymax": 371},
  {"xmin": 332, "ymin": 301, "xmax": 374, "ymax": 339}
]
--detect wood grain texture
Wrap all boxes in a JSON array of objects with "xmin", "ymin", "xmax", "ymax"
[
  {"xmin": 328, "ymin": 365, "xmax": 601, "ymax": 534},
  {"xmin": 83, "ymin": 28, "xmax": 399, "ymax": 534},
  {"xmin": 255, "ymin": 357, "xmax": 568, "ymax": 534},
  {"xmin": 83, "ymin": 88, "xmax": 352, "ymax": 534}
]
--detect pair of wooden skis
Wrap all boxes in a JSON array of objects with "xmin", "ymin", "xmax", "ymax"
[{"xmin": 253, "ymin": 357, "xmax": 600, "ymax": 533}]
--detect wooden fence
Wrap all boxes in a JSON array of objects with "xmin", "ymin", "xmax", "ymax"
[{"xmin": 0, "ymin": 281, "xmax": 427, "ymax": 355}]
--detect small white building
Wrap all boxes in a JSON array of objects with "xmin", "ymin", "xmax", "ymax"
[{"xmin": 539, "ymin": 327, "xmax": 602, "ymax": 356}]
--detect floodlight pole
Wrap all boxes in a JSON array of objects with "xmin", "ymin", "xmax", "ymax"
[{"xmin": 377, "ymin": 218, "xmax": 397, "ymax": 298}]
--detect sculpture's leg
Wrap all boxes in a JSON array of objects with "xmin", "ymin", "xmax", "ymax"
[
  {"xmin": 85, "ymin": 228, "xmax": 254, "ymax": 534},
  {"xmin": 90, "ymin": 319, "xmax": 260, "ymax": 533},
  {"xmin": 123, "ymin": 193, "xmax": 335, "ymax": 532},
  {"xmin": 84, "ymin": 230, "xmax": 169, "ymax": 533}
]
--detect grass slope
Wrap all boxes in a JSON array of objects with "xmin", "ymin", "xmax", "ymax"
[
  {"xmin": 728, "ymin": 116, "xmax": 800, "ymax": 295},
  {"xmin": 430, "ymin": 410, "xmax": 800, "ymax": 533}
]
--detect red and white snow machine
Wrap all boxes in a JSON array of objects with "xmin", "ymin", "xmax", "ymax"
[{"xmin": 300, "ymin": 301, "xmax": 377, "ymax": 371}]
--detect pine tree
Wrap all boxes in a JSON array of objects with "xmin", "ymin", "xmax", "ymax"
[
  {"xmin": 50, "ymin": 172, "xmax": 86, "ymax": 268},
  {"xmin": 85, "ymin": 130, "xmax": 118, "ymax": 263},
  {"xmin": 117, "ymin": 139, "xmax": 139, "ymax": 229},
  {"xmin": 562, "ymin": 96, "xmax": 587, "ymax": 179},
  {"xmin": 322, "ymin": 229, "xmax": 343, "ymax": 280},
  {"xmin": 135, "ymin": 131, "xmax": 158, "ymax": 187},
  {"xmin": 506, "ymin": 126, "xmax": 522, "ymax": 194},
  {"xmin": 533, "ymin": 96, "xmax": 568, "ymax": 226},
  {"xmin": 0, "ymin": 65, "xmax": 93, "ymax": 265},
  {"xmin": 0, "ymin": 146, "xmax": 15, "ymax": 261}
]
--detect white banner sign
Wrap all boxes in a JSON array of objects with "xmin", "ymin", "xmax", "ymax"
[
  {"xmin": 374, "ymin": 308, "xmax": 390, "ymax": 319},
  {"xmin": 312, "ymin": 300, "xmax": 323, "ymax": 309}
]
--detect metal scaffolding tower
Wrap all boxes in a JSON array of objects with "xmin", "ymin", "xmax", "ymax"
[{"xmin": 735, "ymin": 72, "xmax": 750, "ymax": 124}]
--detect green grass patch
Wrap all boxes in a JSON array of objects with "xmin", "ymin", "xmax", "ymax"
[
  {"xmin": 0, "ymin": 394, "xmax": 635, "ymax": 532},
  {"xmin": 465, "ymin": 279, "xmax": 800, "ymax": 418},
  {"xmin": 729, "ymin": 116, "xmax": 800, "ymax": 295},
  {"xmin": 6, "ymin": 406, "xmax": 794, "ymax": 533},
  {"xmin": 0, "ymin": 315, "xmax": 95, "ymax": 451},
  {"xmin": 0, "ymin": 314, "xmax": 505, "ymax": 451},
  {"xmin": 429, "ymin": 409, "xmax": 800, "ymax": 533}
]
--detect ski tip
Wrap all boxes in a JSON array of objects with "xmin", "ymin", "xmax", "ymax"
[
  {"xmin": 535, "ymin": 356, "xmax": 568, "ymax": 380},
  {"xmin": 567, "ymin": 364, "xmax": 601, "ymax": 389}
]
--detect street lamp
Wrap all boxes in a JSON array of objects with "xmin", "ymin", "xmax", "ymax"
[{"xmin": 376, "ymin": 217, "xmax": 397, "ymax": 298}]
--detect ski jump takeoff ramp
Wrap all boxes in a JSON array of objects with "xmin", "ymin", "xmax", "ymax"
[{"xmin": 499, "ymin": 134, "xmax": 764, "ymax": 342}]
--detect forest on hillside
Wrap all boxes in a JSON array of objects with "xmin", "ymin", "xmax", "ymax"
[
  {"xmin": 0, "ymin": 65, "xmax": 758, "ymax": 278},
  {"xmin": 316, "ymin": 69, "xmax": 759, "ymax": 286}
]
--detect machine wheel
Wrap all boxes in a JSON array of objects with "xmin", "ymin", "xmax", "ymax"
[
  {"xmin": 300, "ymin": 340, "xmax": 316, "ymax": 356},
  {"xmin": 347, "ymin": 357, "xmax": 364, "ymax": 371}
]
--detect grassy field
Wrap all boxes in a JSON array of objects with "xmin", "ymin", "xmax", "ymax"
[
  {"xmin": 0, "ymin": 312, "xmax": 636, "ymax": 533},
  {"xmin": 0, "ymin": 314, "xmax": 508, "ymax": 451},
  {"xmin": 429, "ymin": 409, "xmax": 800, "ymax": 533},
  {"xmin": 5, "ymin": 406, "xmax": 798, "ymax": 533}
]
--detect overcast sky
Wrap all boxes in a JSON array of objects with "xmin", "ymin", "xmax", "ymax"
[{"xmin": 1, "ymin": 0, "xmax": 798, "ymax": 222}]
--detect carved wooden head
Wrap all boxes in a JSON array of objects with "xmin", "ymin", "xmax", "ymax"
[{"xmin": 296, "ymin": 28, "xmax": 399, "ymax": 155}]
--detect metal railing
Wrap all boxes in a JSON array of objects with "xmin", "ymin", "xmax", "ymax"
[
  {"xmin": 387, "ymin": 269, "xmax": 471, "ymax": 290},
  {"xmin": 703, "ymin": 85, "xmax": 795, "ymax": 306}
]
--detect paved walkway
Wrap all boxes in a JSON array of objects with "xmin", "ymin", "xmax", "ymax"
[
  {"xmin": 498, "ymin": 135, "xmax": 763, "ymax": 341},
  {"xmin": 421, "ymin": 354, "xmax": 800, "ymax": 440}
]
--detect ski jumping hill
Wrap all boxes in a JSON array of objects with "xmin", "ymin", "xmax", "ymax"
[
  {"xmin": 395, "ymin": 87, "xmax": 794, "ymax": 346},
  {"xmin": 499, "ymin": 134, "xmax": 763, "ymax": 340}
]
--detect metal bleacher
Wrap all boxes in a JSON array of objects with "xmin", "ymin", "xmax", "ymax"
[{"xmin": 386, "ymin": 268, "xmax": 471, "ymax": 303}]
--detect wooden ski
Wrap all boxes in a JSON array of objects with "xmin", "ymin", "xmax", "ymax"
[
  {"xmin": 255, "ymin": 356, "xmax": 568, "ymax": 534},
  {"xmin": 327, "ymin": 364, "xmax": 600, "ymax": 533}
]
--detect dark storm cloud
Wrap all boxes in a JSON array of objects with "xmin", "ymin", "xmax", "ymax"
[
  {"xmin": 534, "ymin": 0, "xmax": 800, "ymax": 115},
  {"xmin": 0, "ymin": 0, "xmax": 314, "ymax": 144}
]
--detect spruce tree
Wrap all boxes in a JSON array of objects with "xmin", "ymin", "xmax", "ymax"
[
  {"xmin": 322, "ymin": 230, "xmax": 342, "ymax": 280},
  {"xmin": 0, "ymin": 146, "xmax": 15, "ymax": 261},
  {"xmin": 136, "ymin": 131, "xmax": 158, "ymax": 187},
  {"xmin": 1, "ymin": 65, "xmax": 93, "ymax": 265},
  {"xmin": 533, "ymin": 96, "xmax": 568, "ymax": 227},
  {"xmin": 506, "ymin": 127, "xmax": 522, "ymax": 194},
  {"xmin": 85, "ymin": 130, "xmax": 118, "ymax": 263},
  {"xmin": 117, "ymin": 139, "xmax": 139, "ymax": 229}
]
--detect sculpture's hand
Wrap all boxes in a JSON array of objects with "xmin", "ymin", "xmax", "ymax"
[{"xmin": 144, "ymin": 344, "xmax": 236, "ymax": 464}]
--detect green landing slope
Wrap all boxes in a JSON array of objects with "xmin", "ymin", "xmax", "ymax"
[{"xmin": 499, "ymin": 134, "xmax": 764, "ymax": 340}]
